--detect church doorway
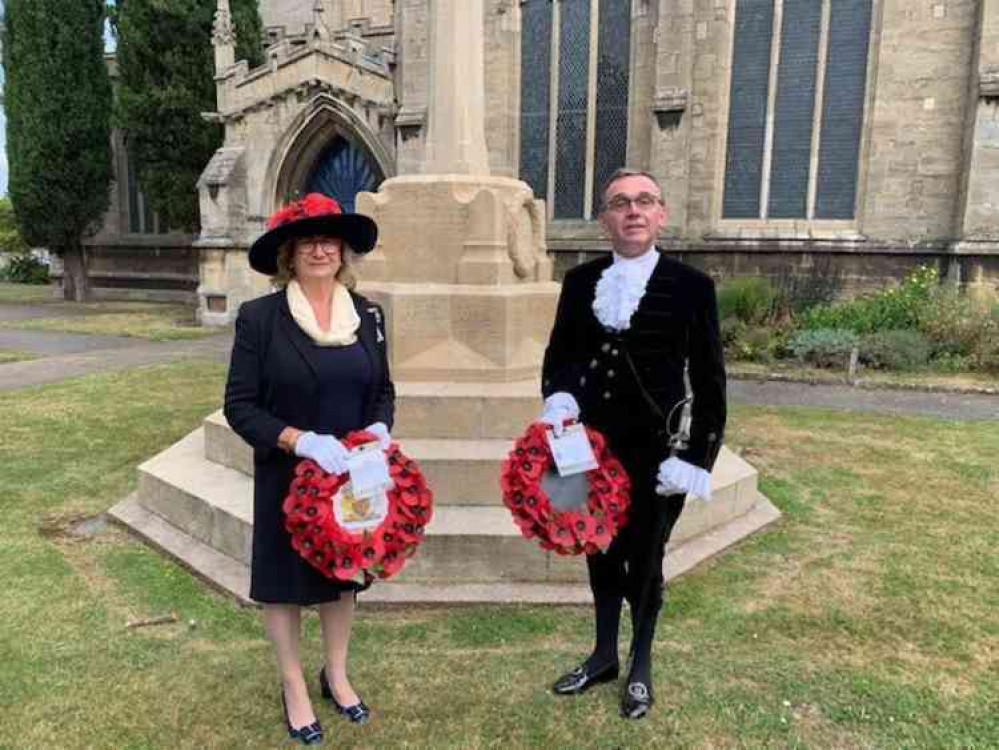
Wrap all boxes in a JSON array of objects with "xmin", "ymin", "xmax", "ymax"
[{"xmin": 305, "ymin": 136, "xmax": 384, "ymax": 213}]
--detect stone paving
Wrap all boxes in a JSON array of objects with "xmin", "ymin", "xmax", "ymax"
[{"xmin": 0, "ymin": 331, "xmax": 232, "ymax": 391}]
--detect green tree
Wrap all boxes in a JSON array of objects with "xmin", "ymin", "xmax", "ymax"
[
  {"xmin": 113, "ymin": 0, "xmax": 263, "ymax": 232},
  {"xmin": 0, "ymin": 197, "xmax": 30, "ymax": 256},
  {"xmin": 2, "ymin": 0, "xmax": 113, "ymax": 300}
]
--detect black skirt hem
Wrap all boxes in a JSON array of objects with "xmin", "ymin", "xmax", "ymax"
[{"xmin": 249, "ymin": 576, "xmax": 372, "ymax": 606}]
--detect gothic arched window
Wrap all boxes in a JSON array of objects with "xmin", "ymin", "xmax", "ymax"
[
  {"xmin": 519, "ymin": 0, "xmax": 632, "ymax": 221},
  {"xmin": 723, "ymin": 0, "xmax": 874, "ymax": 221},
  {"xmin": 306, "ymin": 137, "xmax": 383, "ymax": 214}
]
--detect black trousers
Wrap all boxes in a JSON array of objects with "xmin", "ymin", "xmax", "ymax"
[{"xmin": 586, "ymin": 430, "xmax": 686, "ymax": 652}]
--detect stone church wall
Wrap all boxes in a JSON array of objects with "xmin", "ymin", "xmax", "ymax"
[{"xmin": 82, "ymin": 0, "xmax": 998, "ymax": 303}]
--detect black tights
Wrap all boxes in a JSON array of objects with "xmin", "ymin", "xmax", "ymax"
[{"xmin": 585, "ymin": 488, "xmax": 684, "ymax": 685}]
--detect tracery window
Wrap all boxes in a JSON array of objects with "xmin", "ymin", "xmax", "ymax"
[
  {"xmin": 519, "ymin": 0, "xmax": 632, "ymax": 221},
  {"xmin": 723, "ymin": 0, "xmax": 874, "ymax": 221}
]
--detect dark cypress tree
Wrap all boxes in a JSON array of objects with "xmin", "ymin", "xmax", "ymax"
[
  {"xmin": 113, "ymin": 0, "xmax": 264, "ymax": 232},
  {"xmin": 2, "ymin": 0, "xmax": 113, "ymax": 301}
]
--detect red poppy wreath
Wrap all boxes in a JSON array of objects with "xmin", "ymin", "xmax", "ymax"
[
  {"xmin": 282, "ymin": 430, "xmax": 433, "ymax": 581},
  {"xmin": 500, "ymin": 422, "xmax": 631, "ymax": 554}
]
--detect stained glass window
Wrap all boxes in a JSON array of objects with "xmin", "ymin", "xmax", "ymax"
[
  {"xmin": 723, "ymin": 0, "xmax": 873, "ymax": 221},
  {"xmin": 518, "ymin": 0, "xmax": 632, "ymax": 221},
  {"xmin": 519, "ymin": 0, "xmax": 553, "ymax": 200},
  {"xmin": 722, "ymin": 0, "xmax": 775, "ymax": 219},
  {"xmin": 592, "ymin": 0, "xmax": 632, "ymax": 216},
  {"xmin": 306, "ymin": 137, "xmax": 382, "ymax": 213},
  {"xmin": 554, "ymin": 0, "xmax": 591, "ymax": 219},
  {"xmin": 815, "ymin": 0, "xmax": 873, "ymax": 219},
  {"xmin": 768, "ymin": 0, "xmax": 821, "ymax": 219}
]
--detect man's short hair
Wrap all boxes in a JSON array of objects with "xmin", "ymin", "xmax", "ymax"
[{"xmin": 599, "ymin": 168, "xmax": 663, "ymax": 208}]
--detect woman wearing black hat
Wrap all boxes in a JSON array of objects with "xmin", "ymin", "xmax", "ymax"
[{"xmin": 224, "ymin": 193, "xmax": 394, "ymax": 744}]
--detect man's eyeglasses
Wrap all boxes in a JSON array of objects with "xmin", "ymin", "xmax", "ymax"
[{"xmin": 603, "ymin": 193, "xmax": 663, "ymax": 213}]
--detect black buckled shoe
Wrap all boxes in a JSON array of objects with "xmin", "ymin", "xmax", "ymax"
[
  {"xmin": 319, "ymin": 667, "xmax": 371, "ymax": 725},
  {"xmin": 281, "ymin": 691, "xmax": 324, "ymax": 745},
  {"xmin": 620, "ymin": 680, "xmax": 654, "ymax": 720},
  {"xmin": 551, "ymin": 661, "xmax": 620, "ymax": 695}
]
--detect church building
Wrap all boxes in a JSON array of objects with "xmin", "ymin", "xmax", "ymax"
[{"xmin": 84, "ymin": 0, "xmax": 998, "ymax": 320}]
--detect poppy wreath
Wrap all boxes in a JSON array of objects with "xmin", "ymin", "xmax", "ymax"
[
  {"xmin": 282, "ymin": 429, "xmax": 433, "ymax": 581},
  {"xmin": 500, "ymin": 422, "xmax": 632, "ymax": 555}
]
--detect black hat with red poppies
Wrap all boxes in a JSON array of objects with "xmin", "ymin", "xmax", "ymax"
[{"xmin": 248, "ymin": 193, "xmax": 378, "ymax": 275}]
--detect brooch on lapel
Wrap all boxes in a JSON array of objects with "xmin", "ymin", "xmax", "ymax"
[{"xmin": 367, "ymin": 306, "xmax": 385, "ymax": 343}]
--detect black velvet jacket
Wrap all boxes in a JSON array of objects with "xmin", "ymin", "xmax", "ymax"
[
  {"xmin": 542, "ymin": 252, "xmax": 726, "ymax": 472},
  {"xmin": 224, "ymin": 289, "xmax": 395, "ymax": 462}
]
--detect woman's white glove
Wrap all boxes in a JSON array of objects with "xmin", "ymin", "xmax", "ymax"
[
  {"xmin": 540, "ymin": 392, "xmax": 581, "ymax": 437},
  {"xmin": 364, "ymin": 422, "xmax": 392, "ymax": 450},
  {"xmin": 294, "ymin": 431, "xmax": 350, "ymax": 475}
]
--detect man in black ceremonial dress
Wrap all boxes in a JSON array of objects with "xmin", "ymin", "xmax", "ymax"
[{"xmin": 540, "ymin": 168, "xmax": 727, "ymax": 719}]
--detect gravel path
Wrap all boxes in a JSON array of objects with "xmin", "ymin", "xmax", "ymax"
[
  {"xmin": 0, "ymin": 303, "xmax": 996, "ymax": 420},
  {"xmin": 728, "ymin": 379, "xmax": 998, "ymax": 422}
]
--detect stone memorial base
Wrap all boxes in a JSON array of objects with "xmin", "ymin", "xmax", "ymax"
[{"xmin": 110, "ymin": 380, "xmax": 780, "ymax": 605}]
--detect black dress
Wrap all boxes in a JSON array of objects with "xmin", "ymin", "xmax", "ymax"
[{"xmin": 223, "ymin": 290, "xmax": 395, "ymax": 606}]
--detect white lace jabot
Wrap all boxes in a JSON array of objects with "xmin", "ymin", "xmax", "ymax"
[
  {"xmin": 286, "ymin": 279, "xmax": 360, "ymax": 346},
  {"xmin": 592, "ymin": 247, "xmax": 659, "ymax": 331}
]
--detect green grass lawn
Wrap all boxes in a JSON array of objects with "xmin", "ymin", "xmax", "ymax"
[
  {"xmin": 0, "ymin": 347, "xmax": 38, "ymax": 364},
  {"xmin": 1, "ymin": 362, "xmax": 996, "ymax": 749},
  {"xmin": 0, "ymin": 288, "xmax": 223, "ymax": 341},
  {"xmin": 0, "ymin": 281, "xmax": 53, "ymax": 303},
  {"xmin": 0, "ymin": 309, "xmax": 222, "ymax": 341}
]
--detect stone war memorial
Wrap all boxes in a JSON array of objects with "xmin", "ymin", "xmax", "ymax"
[{"xmin": 110, "ymin": 0, "xmax": 780, "ymax": 604}]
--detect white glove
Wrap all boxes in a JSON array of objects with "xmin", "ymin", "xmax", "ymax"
[
  {"xmin": 540, "ymin": 392, "xmax": 581, "ymax": 437},
  {"xmin": 655, "ymin": 456, "xmax": 713, "ymax": 501},
  {"xmin": 655, "ymin": 470, "xmax": 687, "ymax": 497},
  {"xmin": 294, "ymin": 431, "xmax": 350, "ymax": 475},
  {"xmin": 364, "ymin": 422, "xmax": 392, "ymax": 450}
]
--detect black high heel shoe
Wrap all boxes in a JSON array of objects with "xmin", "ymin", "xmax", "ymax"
[
  {"xmin": 281, "ymin": 690, "xmax": 324, "ymax": 745},
  {"xmin": 319, "ymin": 667, "xmax": 371, "ymax": 725}
]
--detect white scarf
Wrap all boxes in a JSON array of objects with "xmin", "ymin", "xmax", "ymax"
[
  {"xmin": 592, "ymin": 247, "xmax": 659, "ymax": 331},
  {"xmin": 286, "ymin": 279, "xmax": 360, "ymax": 346}
]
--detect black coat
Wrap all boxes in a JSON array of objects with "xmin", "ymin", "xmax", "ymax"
[
  {"xmin": 542, "ymin": 252, "xmax": 726, "ymax": 473},
  {"xmin": 223, "ymin": 289, "xmax": 395, "ymax": 604}
]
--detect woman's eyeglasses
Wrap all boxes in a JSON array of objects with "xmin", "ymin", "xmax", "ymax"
[{"xmin": 295, "ymin": 238, "xmax": 341, "ymax": 255}]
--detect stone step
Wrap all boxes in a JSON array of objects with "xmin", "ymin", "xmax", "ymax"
[
  {"xmin": 137, "ymin": 428, "xmax": 589, "ymax": 585},
  {"xmin": 393, "ymin": 380, "xmax": 541, "ymax": 439},
  {"xmin": 110, "ymin": 489, "xmax": 781, "ymax": 606},
  {"xmin": 205, "ymin": 410, "xmax": 517, "ymax": 505},
  {"xmin": 211, "ymin": 380, "xmax": 545, "ymax": 443},
  {"xmin": 202, "ymin": 410, "xmax": 761, "ymax": 523},
  {"xmin": 123, "ymin": 426, "xmax": 778, "ymax": 598}
]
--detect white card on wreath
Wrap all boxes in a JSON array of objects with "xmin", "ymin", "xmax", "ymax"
[
  {"xmin": 347, "ymin": 442, "xmax": 393, "ymax": 498},
  {"xmin": 332, "ymin": 483, "xmax": 388, "ymax": 532},
  {"xmin": 546, "ymin": 423, "xmax": 598, "ymax": 477}
]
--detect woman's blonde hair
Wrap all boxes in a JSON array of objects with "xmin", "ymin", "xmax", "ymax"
[{"xmin": 273, "ymin": 238, "xmax": 358, "ymax": 290}]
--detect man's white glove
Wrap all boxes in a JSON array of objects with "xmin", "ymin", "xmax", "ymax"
[
  {"xmin": 655, "ymin": 456, "xmax": 713, "ymax": 501},
  {"xmin": 364, "ymin": 422, "xmax": 392, "ymax": 450},
  {"xmin": 540, "ymin": 392, "xmax": 581, "ymax": 437},
  {"xmin": 294, "ymin": 431, "xmax": 350, "ymax": 475}
]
